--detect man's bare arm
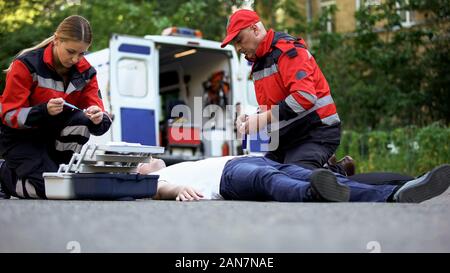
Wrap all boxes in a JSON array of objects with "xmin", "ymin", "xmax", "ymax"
[{"xmin": 153, "ymin": 180, "xmax": 204, "ymax": 201}]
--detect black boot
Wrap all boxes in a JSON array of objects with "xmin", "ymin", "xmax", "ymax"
[
  {"xmin": 328, "ymin": 154, "xmax": 356, "ymax": 176},
  {"xmin": 0, "ymin": 160, "xmax": 11, "ymax": 199}
]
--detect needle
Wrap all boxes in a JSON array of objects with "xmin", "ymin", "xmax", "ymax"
[{"xmin": 63, "ymin": 101, "xmax": 83, "ymax": 111}]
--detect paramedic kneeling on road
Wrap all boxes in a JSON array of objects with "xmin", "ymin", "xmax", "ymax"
[
  {"xmin": 221, "ymin": 10, "xmax": 347, "ymax": 174},
  {"xmin": 0, "ymin": 15, "xmax": 111, "ymax": 199}
]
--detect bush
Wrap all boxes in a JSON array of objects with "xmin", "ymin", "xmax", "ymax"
[
  {"xmin": 312, "ymin": 0, "xmax": 450, "ymax": 131},
  {"xmin": 336, "ymin": 123, "xmax": 450, "ymax": 176}
]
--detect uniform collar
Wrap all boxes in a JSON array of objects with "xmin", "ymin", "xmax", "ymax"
[
  {"xmin": 43, "ymin": 42, "xmax": 56, "ymax": 70},
  {"xmin": 255, "ymin": 29, "xmax": 275, "ymax": 59}
]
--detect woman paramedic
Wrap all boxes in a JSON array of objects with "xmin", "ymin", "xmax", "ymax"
[{"xmin": 0, "ymin": 15, "xmax": 111, "ymax": 199}]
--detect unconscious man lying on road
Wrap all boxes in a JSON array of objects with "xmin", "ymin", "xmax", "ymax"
[{"xmin": 137, "ymin": 156, "xmax": 450, "ymax": 203}]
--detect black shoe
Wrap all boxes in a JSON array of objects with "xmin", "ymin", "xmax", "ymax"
[
  {"xmin": 336, "ymin": 156, "xmax": 356, "ymax": 176},
  {"xmin": 327, "ymin": 154, "xmax": 356, "ymax": 176},
  {"xmin": 0, "ymin": 159, "xmax": 11, "ymax": 199},
  {"xmin": 0, "ymin": 188, "xmax": 9, "ymax": 199},
  {"xmin": 393, "ymin": 164, "xmax": 450, "ymax": 203},
  {"xmin": 310, "ymin": 169, "xmax": 350, "ymax": 202}
]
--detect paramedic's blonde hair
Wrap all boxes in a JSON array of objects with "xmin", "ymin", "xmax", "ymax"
[{"xmin": 4, "ymin": 15, "xmax": 92, "ymax": 73}]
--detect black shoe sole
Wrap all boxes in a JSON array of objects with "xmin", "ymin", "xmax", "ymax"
[
  {"xmin": 396, "ymin": 164, "xmax": 450, "ymax": 203},
  {"xmin": 310, "ymin": 169, "xmax": 350, "ymax": 202},
  {"xmin": 0, "ymin": 159, "xmax": 10, "ymax": 199}
]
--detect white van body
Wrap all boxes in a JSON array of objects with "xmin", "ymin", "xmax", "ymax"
[{"xmin": 85, "ymin": 33, "xmax": 266, "ymax": 163}]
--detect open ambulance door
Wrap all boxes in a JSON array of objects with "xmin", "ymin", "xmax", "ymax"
[{"xmin": 109, "ymin": 34, "xmax": 159, "ymax": 146}]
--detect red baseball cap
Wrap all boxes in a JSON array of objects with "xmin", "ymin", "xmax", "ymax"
[{"xmin": 221, "ymin": 9, "xmax": 260, "ymax": 48}]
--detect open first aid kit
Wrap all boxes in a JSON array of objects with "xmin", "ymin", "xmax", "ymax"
[{"xmin": 43, "ymin": 142, "xmax": 164, "ymax": 200}]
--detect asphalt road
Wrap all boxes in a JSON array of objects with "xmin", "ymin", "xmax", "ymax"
[{"xmin": 1, "ymin": 187, "xmax": 449, "ymax": 253}]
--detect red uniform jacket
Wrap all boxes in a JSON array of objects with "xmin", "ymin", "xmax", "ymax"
[
  {"xmin": 0, "ymin": 43, "xmax": 108, "ymax": 131},
  {"xmin": 251, "ymin": 30, "xmax": 341, "ymax": 147}
]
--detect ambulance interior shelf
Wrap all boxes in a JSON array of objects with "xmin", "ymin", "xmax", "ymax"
[
  {"xmin": 202, "ymin": 71, "xmax": 230, "ymax": 108},
  {"xmin": 158, "ymin": 69, "xmax": 231, "ymax": 159}
]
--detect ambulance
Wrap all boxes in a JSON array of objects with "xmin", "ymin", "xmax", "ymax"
[{"xmin": 85, "ymin": 27, "xmax": 268, "ymax": 164}]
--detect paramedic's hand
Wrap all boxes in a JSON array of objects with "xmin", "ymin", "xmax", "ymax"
[
  {"xmin": 239, "ymin": 112, "xmax": 272, "ymax": 134},
  {"xmin": 176, "ymin": 186, "xmax": 204, "ymax": 201},
  {"xmin": 236, "ymin": 114, "xmax": 248, "ymax": 135},
  {"xmin": 47, "ymin": 98, "xmax": 64, "ymax": 116},
  {"xmin": 85, "ymin": 105, "xmax": 103, "ymax": 125}
]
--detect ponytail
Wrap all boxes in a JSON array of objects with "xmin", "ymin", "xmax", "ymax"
[
  {"xmin": 3, "ymin": 35, "xmax": 55, "ymax": 73},
  {"xmin": 4, "ymin": 15, "xmax": 92, "ymax": 74}
]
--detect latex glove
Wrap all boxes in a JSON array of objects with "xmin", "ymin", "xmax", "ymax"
[
  {"xmin": 84, "ymin": 105, "xmax": 104, "ymax": 125},
  {"xmin": 236, "ymin": 114, "xmax": 248, "ymax": 134},
  {"xmin": 47, "ymin": 98, "xmax": 64, "ymax": 116},
  {"xmin": 239, "ymin": 111, "xmax": 271, "ymax": 134}
]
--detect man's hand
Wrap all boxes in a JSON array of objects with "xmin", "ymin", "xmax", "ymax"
[
  {"xmin": 47, "ymin": 98, "xmax": 64, "ymax": 116},
  {"xmin": 84, "ymin": 105, "xmax": 103, "ymax": 125},
  {"xmin": 137, "ymin": 163, "xmax": 152, "ymax": 174},
  {"xmin": 236, "ymin": 114, "xmax": 248, "ymax": 135},
  {"xmin": 176, "ymin": 186, "xmax": 204, "ymax": 201},
  {"xmin": 238, "ymin": 111, "xmax": 272, "ymax": 134}
]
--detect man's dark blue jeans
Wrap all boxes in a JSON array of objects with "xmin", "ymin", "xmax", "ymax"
[{"xmin": 219, "ymin": 156, "xmax": 397, "ymax": 202}]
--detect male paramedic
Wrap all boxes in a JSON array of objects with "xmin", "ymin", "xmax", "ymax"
[{"xmin": 221, "ymin": 9, "xmax": 351, "ymax": 175}]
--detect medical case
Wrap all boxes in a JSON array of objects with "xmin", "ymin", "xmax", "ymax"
[{"xmin": 44, "ymin": 142, "xmax": 164, "ymax": 200}]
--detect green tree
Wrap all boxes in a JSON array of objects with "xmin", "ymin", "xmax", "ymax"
[
  {"xmin": 1, "ymin": 0, "xmax": 449, "ymax": 130},
  {"xmin": 0, "ymin": 0, "xmax": 243, "ymax": 90},
  {"xmin": 309, "ymin": 0, "xmax": 450, "ymax": 130}
]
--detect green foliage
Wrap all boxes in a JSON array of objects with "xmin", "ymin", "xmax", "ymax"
[
  {"xmin": 0, "ymin": 0, "xmax": 242, "ymax": 90},
  {"xmin": 250, "ymin": 0, "xmax": 449, "ymax": 130},
  {"xmin": 1, "ymin": 0, "xmax": 448, "ymax": 131},
  {"xmin": 308, "ymin": 0, "xmax": 450, "ymax": 130},
  {"xmin": 336, "ymin": 123, "xmax": 450, "ymax": 175}
]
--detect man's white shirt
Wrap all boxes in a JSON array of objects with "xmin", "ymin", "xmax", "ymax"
[{"xmin": 152, "ymin": 156, "xmax": 237, "ymax": 199}]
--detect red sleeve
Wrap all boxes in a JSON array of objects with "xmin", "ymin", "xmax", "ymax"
[
  {"xmin": 0, "ymin": 60, "xmax": 34, "ymax": 128},
  {"xmin": 76, "ymin": 74, "xmax": 105, "ymax": 111},
  {"xmin": 75, "ymin": 73, "xmax": 112, "ymax": 136},
  {"xmin": 277, "ymin": 48, "xmax": 317, "ymax": 110}
]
